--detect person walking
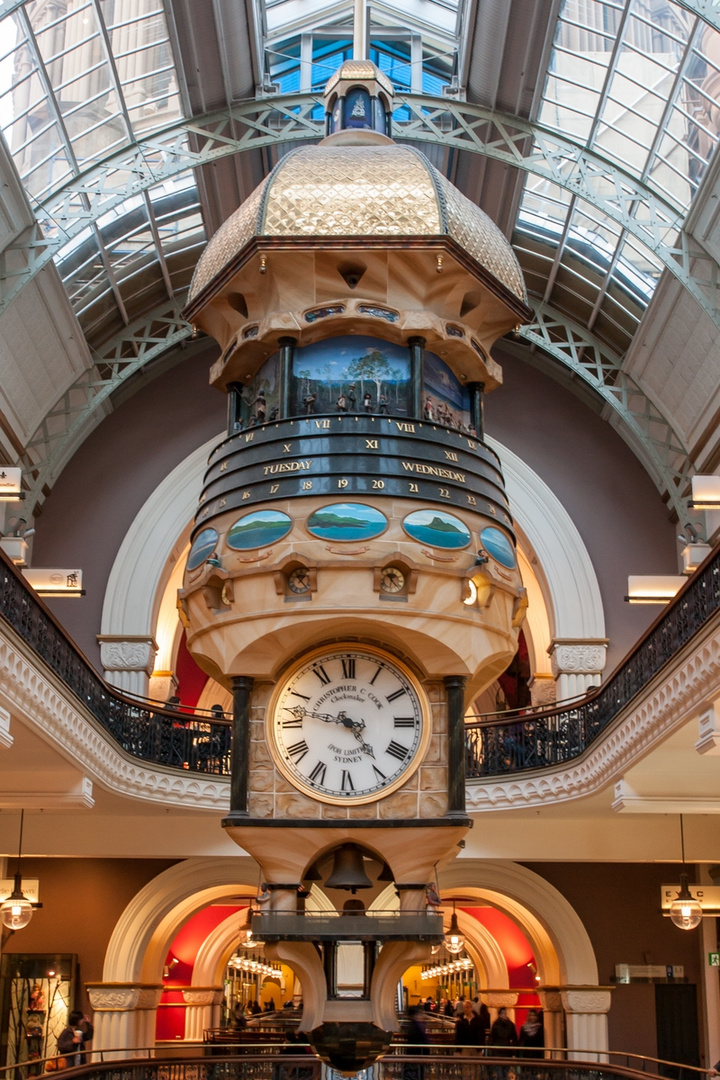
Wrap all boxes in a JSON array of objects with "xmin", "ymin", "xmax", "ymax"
[
  {"xmin": 489, "ymin": 1007, "xmax": 518, "ymax": 1055},
  {"xmin": 518, "ymin": 1008, "xmax": 544, "ymax": 1058},
  {"xmin": 455, "ymin": 999, "xmax": 485, "ymax": 1055}
]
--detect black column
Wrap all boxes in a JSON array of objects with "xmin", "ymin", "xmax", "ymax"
[
  {"xmin": 227, "ymin": 382, "xmax": 244, "ymax": 434},
  {"xmin": 279, "ymin": 337, "xmax": 297, "ymax": 418},
  {"xmin": 230, "ymin": 675, "xmax": 254, "ymax": 814},
  {"xmin": 409, "ymin": 336, "xmax": 425, "ymax": 421},
  {"xmin": 468, "ymin": 381, "xmax": 485, "ymax": 440},
  {"xmin": 445, "ymin": 675, "xmax": 467, "ymax": 816}
]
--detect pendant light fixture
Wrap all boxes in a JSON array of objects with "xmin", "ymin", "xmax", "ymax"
[
  {"xmin": 1, "ymin": 810, "xmax": 34, "ymax": 931},
  {"xmin": 444, "ymin": 899, "xmax": 465, "ymax": 954},
  {"xmin": 669, "ymin": 815, "xmax": 703, "ymax": 931}
]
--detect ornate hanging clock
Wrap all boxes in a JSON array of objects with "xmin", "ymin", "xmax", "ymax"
[{"xmin": 268, "ymin": 645, "xmax": 430, "ymax": 805}]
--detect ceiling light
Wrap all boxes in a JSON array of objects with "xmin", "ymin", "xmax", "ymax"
[
  {"xmin": 444, "ymin": 901, "xmax": 464, "ymax": 954},
  {"xmin": 669, "ymin": 816, "xmax": 702, "ymax": 931},
  {"xmin": 625, "ymin": 575, "xmax": 684, "ymax": 604},
  {"xmin": 1, "ymin": 811, "xmax": 36, "ymax": 931},
  {"xmin": 689, "ymin": 475, "xmax": 720, "ymax": 510}
]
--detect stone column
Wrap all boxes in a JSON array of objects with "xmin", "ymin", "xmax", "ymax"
[
  {"xmin": 98, "ymin": 637, "xmax": 157, "ymax": 697},
  {"xmin": 87, "ymin": 984, "xmax": 163, "ymax": 1058},
  {"xmin": 561, "ymin": 988, "xmax": 611, "ymax": 1061},
  {"xmin": 549, "ymin": 640, "xmax": 608, "ymax": 702},
  {"xmin": 537, "ymin": 989, "xmax": 564, "ymax": 1058},
  {"xmin": 182, "ymin": 987, "xmax": 224, "ymax": 1041}
]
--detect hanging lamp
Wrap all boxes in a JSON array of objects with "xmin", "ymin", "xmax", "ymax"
[
  {"xmin": 1, "ymin": 810, "xmax": 34, "ymax": 931},
  {"xmin": 669, "ymin": 815, "xmax": 702, "ymax": 931},
  {"xmin": 444, "ymin": 900, "xmax": 464, "ymax": 954}
]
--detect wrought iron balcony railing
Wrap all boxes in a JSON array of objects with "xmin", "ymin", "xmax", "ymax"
[
  {"xmin": 464, "ymin": 542, "xmax": 720, "ymax": 778},
  {"xmin": 2, "ymin": 541, "xmax": 720, "ymax": 782},
  {"xmin": 0, "ymin": 548, "xmax": 231, "ymax": 775}
]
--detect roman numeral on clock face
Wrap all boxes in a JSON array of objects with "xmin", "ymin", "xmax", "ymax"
[
  {"xmin": 341, "ymin": 657, "xmax": 356, "ymax": 679},
  {"xmin": 386, "ymin": 740, "xmax": 409, "ymax": 761},
  {"xmin": 313, "ymin": 665, "xmax": 331, "ymax": 685},
  {"xmin": 341, "ymin": 770, "xmax": 355, "ymax": 791},
  {"xmin": 286, "ymin": 739, "xmax": 309, "ymax": 762},
  {"xmin": 393, "ymin": 717, "xmax": 416, "ymax": 728},
  {"xmin": 308, "ymin": 761, "xmax": 327, "ymax": 785},
  {"xmin": 386, "ymin": 687, "xmax": 407, "ymax": 702},
  {"xmin": 282, "ymin": 715, "xmax": 304, "ymax": 728}
]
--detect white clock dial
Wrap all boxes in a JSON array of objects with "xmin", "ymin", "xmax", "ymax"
[{"xmin": 269, "ymin": 647, "xmax": 428, "ymax": 805}]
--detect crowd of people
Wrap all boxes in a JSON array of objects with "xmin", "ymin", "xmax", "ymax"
[{"xmin": 407, "ymin": 998, "xmax": 544, "ymax": 1056}]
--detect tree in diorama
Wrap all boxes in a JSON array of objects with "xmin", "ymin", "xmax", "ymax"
[{"xmin": 347, "ymin": 348, "xmax": 392, "ymax": 405}]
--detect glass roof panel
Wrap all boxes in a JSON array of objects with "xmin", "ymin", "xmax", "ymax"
[
  {"xmin": 0, "ymin": 0, "xmax": 184, "ymax": 199},
  {"xmin": 523, "ymin": 0, "xmax": 720, "ymax": 342}
]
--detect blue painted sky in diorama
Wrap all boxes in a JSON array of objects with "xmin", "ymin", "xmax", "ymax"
[
  {"xmin": 187, "ymin": 528, "xmax": 218, "ymax": 569},
  {"xmin": 423, "ymin": 350, "xmax": 471, "ymax": 428},
  {"xmin": 292, "ymin": 336, "xmax": 412, "ymax": 413},
  {"xmin": 227, "ymin": 510, "xmax": 293, "ymax": 550},
  {"xmin": 306, "ymin": 503, "xmax": 388, "ymax": 540},
  {"xmin": 480, "ymin": 526, "xmax": 516, "ymax": 569},
  {"xmin": 403, "ymin": 509, "xmax": 471, "ymax": 549}
]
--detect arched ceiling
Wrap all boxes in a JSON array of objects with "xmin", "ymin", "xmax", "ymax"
[{"xmin": 1, "ymin": 0, "xmax": 720, "ymax": 526}]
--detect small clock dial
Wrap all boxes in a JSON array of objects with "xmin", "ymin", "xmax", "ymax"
[
  {"xmin": 380, "ymin": 566, "xmax": 405, "ymax": 593},
  {"xmin": 288, "ymin": 567, "xmax": 311, "ymax": 594},
  {"xmin": 269, "ymin": 647, "xmax": 428, "ymax": 805}
]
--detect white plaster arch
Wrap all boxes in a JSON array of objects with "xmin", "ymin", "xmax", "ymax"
[
  {"xmin": 101, "ymin": 438, "xmax": 217, "ymax": 638},
  {"xmin": 438, "ymin": 860, "xmax": 598, "ymax": 988},
  {"xmin": 487, "ymin": 438, "xmax": 604, "ymax": 641},
  {"xmin": 103, "ymin": 856, "xmax": 260, "ymax": 984},
  {"xmin": 101, "ymin": 434, "xmax": 605, "ymax": 671}
]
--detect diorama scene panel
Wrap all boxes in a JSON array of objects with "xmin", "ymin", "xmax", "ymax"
[
  {"xmin": 291, "ymin": 336, "xmax": 412, "ymax": 417},
  {"xmin": 423, "ymin": 351, "xmax": 472, "ymax": 432}
]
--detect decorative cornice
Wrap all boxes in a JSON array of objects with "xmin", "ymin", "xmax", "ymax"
[
  {"xmin": 0, "ymin": 626, "xmax": 230, "ymax": 810},
  {"xmin": 468, "ymin": 616, "xmax": 720, "ymax": 810}
]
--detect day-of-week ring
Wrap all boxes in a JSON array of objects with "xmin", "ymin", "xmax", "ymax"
[
  {"xmin": 402, "ymin": 462, "xmax": 466, "ymax": 483},
  {"xmin": 264, "ymin": 460, "xmax": 313, "ymax": 474}
]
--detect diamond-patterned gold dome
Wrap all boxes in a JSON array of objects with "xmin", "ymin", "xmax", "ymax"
[{"xmin": 189, "ymin": 144, "xmax": 527, "ymax": 304}]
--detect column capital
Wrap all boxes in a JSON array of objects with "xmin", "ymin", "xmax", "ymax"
[
  {"xmin": 86, "ymin": 984, "xmax": 163, "ymax": 1011},
  {"xmin": 548, "ymin": 639, "xmax": 608, "ymax": 677},
  {"xmin": 182, "ymin": 987, "xmax": 224, "ymax": 1006},
  {"xmin": 97, "ymin": 636, "xmax": 157, "ymax": 675},
  {"xmin": 561, "ymin": 988, "xmax": 612, "ymax": 1014}
]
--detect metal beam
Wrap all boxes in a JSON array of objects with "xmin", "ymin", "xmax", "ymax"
[
  {"xmin": 3, "ymin": 93, "xmax": 719, "ymax": 335},
  {"xmin": 518, "ymin": 304, "xmax": 693, "ymax": 525}
]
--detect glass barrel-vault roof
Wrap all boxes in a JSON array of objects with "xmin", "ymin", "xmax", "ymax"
[
  {"xmin": 515, "ymin": 0, "xmax": 720, "ymax": 354},
  {"xmin": 0, "ymin": 0, "xmax": 204, "ymax": 350}
]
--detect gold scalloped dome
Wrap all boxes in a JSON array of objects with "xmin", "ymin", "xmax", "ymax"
[{"xmin": 188, "ymin": 143, "xmax": 527, "ymax": 304}]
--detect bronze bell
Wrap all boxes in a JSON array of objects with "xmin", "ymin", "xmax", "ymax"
[
  {"xmin": 303, "ymin": 861, "xmax": 323, "ymax": 882},
  {"xmin": 325, "ymin": 843, "xmax": 373, "ymax": 893},
  {"xmin": 378, "ymin": 861, "xmax": 394, "ymax": 882}
]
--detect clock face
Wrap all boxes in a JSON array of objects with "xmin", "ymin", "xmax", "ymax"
[{"xmin": 269, "ymin": 647, "xmax": 429, "ymax": 805}]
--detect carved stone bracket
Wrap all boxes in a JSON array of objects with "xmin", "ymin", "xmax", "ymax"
[{"xmin": 87, "ymin": 984, "xmax": 163, "ymax": 1012}]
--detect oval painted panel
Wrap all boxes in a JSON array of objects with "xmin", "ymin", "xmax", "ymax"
[
  {"xmin": 306, "ymin": 503, "xmax": 387, "ymax": 541},
  {"xmin": 402, "ymin": 510, "xmax": 471, "ymax": 549},
  {"xmin": 227, "ymin": 510, "xmax": 293, "ymax": 550},
  {"xmin": 480, "ymin": 525, "xmax": 516, "ymax": 569},
  {"xmin": 187, "ymin": 528, "xmax": 219, "ymax": 570}
]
